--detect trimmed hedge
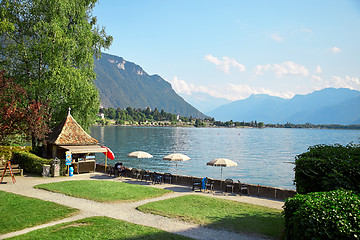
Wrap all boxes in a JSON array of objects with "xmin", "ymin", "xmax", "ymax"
[
  {"xmin": 0, "ymin": 146, "xmax": 31, "ymax": 165},
  {"xmin": 12, "ymin": 151, "xmax": 52, "ymax": 175},
  {"xmin": 283, "ymin": 189, "xmax": 360, "ymax": 240},
  {"xmin": 294, "ymin": 143, "xmax": 360, "ymax": 194}
]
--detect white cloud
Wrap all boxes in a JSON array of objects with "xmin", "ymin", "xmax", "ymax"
[
  {"xmin": 204, "ymin": 54, "xmax": 246, "ymax": 74},
  {"xmin": 254, "ymin": 64, "xmax": 272, "ymax": 75},
  {"xmin": 330, "ymin": 75, "xmax": 360, "ymax": 89},
  {"xmin": 171, "ymin": 76, "xmax": 209, "ymax": 95},
  {"xmin": 311, "ymin": 75, "xmax": 323, "ymax": 83},
  {"xmin": 311, "ymin": 75, "xmax": 360, "ymax": 91},
  {"xmin": 170, "ymin": 76, "xmax": 294, "ymax": 101},
  {"xmin": 224, "ymin": 84, "xmax": 294, "ymax": 100},
  {"xmin": 254, "ymin": 61, "xmax": 309, "ymax": 78},
  {"xmin": 329, "ymin": 46, "xmax": 342, "ymax": 53},
  {"xmin": 270, "ymin": 33, "xmax": 283, "ymax": 42},
  {"xmin": 314, "ymin": 65, "xmax": 322, "ymax": 74}
]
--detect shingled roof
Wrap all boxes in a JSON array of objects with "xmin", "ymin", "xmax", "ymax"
[{"xmin": 47, "ymin": 112, "xmax": 99, "ymax": 146}]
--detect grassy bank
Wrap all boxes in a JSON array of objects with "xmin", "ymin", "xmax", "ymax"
[
  {"xmin": 8, "ymin": 216, "xmax": 192, "ymax": 240},
  {"xmin": 34, "ymin": 180, "xmax": 172, "ymax": 202},
  {"xmin": 138, "ymin": 195, "xmax": 284, "ymax": 239},
  {"xmin": 0, "ymin": 191, "xmax": 76, "ymax": 234}
]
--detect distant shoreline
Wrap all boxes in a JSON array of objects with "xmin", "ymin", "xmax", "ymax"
[{"xmin": 92, "ymin": 122, "xmax": 360, "ymax": 130}]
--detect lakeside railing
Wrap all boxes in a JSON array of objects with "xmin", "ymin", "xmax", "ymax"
[{"xmin": 96, "ymin": 164, "xmax": 296, "ymax": 201}]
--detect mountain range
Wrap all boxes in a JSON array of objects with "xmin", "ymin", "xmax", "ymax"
[
  {"xmin": 94, "ymin": 53, "xmax": 206, "ymax": 118},
  {"xmin": 180, "ymin": 92, "xmax": 232, "ymax": 113},
  {"xmin": 207, "ymin": 88, "xmax": 360, "ymax": 125},
  {"xmin": 94, "ymin": 52, "xmax": 359, "ymax": 125}
]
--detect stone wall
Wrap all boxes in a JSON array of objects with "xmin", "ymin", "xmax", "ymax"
[{"xmin": 96, "ymin": 164, "xmax": 296, "ymax": 200}]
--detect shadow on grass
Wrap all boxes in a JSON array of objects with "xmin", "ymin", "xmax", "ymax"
[
  {"xmin": 7, "ymin": 216, "xmax": 192, "ymax": 240},
  {"xmin": 163, "ymin": 186, "xmax": 192, "ymax": 192},
  {"xmin": 121, "ymin": 178, "xmax": 154, "ymax": 185},
  {"xmin": 202, "ymin": 212, "xmax": 284, "ymax": 239}
]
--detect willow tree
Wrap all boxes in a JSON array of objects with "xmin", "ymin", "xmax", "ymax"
[{"xmin": 0, "ymin": 0, "xmax": 112, "ymax": 131}]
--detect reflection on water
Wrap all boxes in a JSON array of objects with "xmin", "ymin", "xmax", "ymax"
[{"xmin": 90, "ymin": 126, "xmax": 360, "ymax": 190}]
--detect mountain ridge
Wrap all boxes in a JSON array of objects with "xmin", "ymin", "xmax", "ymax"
[
  {"xmin": 94, "ymin": 53, "xmax": 206, "ymax": 118},
  {"xmin": 208, "ymin": 88, "xmax": 360, "ymax": 124}
]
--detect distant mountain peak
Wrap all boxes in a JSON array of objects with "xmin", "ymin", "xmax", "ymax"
[
  {"xmin": 208, "ymin": 88, "xmax": 360, "ymax": 124},
  {"xmin": 94, "ymin": 52, "xmax": 206, "ymax": 118}
]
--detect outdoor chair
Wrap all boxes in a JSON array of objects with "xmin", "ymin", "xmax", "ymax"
[
  {"xmin": 140, "ymin": 170, "xmax": 151, "ymax": 181},
  {"xmin": 192, "ymin": 179, "xmax": 202, "ymax": 191},
  {"xmin": 192, "ymin": 177, "xmax": 207, "ymax": 191},
  {"xmin": 108, "ymin": 166, "xmax": 116, "ymax": 177},
  {"xmin": 132, "ymin": 168, "xmax": 141, "ymax": 180},
  {"xmin": 163, "ymin": 173, "xmax": 172, "ymax": 184},
  {"xmin": 225, "ymin": 179, "xmax": 234, "ymax": 193},
  {"xmin": 238, "ymin": 180, "xmax": 249, "ymax": 195},
  {"xmin": 152, "ymin": 172, "xmax": 162, "ymax": 184},
  {"xmin": 205, "ymin": 177, "xmax": 215, "ymax": 193},
  {"xmin": 118, "ymin": 168, "xmax": 126, "ymax": 177}
]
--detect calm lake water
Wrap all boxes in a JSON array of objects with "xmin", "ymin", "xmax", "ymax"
[{"xmin": 90, "ymin": 126, "xmax": 360, "ymax": 190}]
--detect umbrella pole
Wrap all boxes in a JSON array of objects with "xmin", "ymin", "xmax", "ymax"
[
  {"xmin": 139, "ymin": 159, "xmax": 140, "ymax": 170},
  {"xmin": 176, "ymin": 162, "xmax": 178, "ymax": 183},
  {"xmin": 105, "ymin": 154, "xmax": 107, "ymax": 173},
  {"xmin": 220, "ymin": 166, "xmax": 223, "ymax": 189}
]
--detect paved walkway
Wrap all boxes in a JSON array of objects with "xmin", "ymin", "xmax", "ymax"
[{"xmin": 0, "ymin": 173, "xmax": 284, "ymax": 240}]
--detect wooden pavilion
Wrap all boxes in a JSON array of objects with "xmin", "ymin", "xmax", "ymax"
[{"xmin": 46, "ymin": 109, "xmax": 109, "ymax": 174}]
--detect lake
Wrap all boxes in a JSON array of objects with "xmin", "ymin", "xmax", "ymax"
[{"xmin": 90, "ymin": 126, "xmax": 360, "ymax": 190}]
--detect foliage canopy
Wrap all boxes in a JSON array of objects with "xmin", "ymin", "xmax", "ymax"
[
  {"xmin": 0, "ymin": 71, "xmax": 50, "ymax": 145},
  {"xmin": 294, "ymin": 143, "xmax": 360, "ymax": 194},
  {"xmin": 283, "ymin": 189, "xmax": 360, "ymax": 240},
  {"xmin": 100, "ymin": 107, "xmax": 184, "ymax": 124},
  {"xmin": 0, "ymin": 0, "xmax": 112, "ymax": 131}
]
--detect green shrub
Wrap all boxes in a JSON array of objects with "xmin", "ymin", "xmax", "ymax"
[
  {"xmin": 294, "ymin": 143, "xmax": 360, "ymax": 194},
  {"xmin": 283, "ymin": 189, "xmax": 360, "ymax": 240},
  {"xmin": 12, "ymin": 151, "xmax": 52, "ymax": 175},
  {"xmin": 0, "ymin": 146, "xmax": 31, "ymax": 165}
]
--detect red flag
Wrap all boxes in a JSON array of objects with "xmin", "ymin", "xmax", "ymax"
[{"xmin": 101, "ymin": 146, "xmax": 115, "ymax": 160}]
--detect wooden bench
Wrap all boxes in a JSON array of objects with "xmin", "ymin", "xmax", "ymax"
[{"xmin": 0, "ymin": 163, "xmax": 23, "ymax": 176}]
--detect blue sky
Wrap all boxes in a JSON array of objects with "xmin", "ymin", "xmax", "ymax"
[{"xmin": 93, "ymin": 0, "xmax": 360, "ymax": 101}]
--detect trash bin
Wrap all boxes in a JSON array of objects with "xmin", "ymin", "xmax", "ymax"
[
  {"xmin": 69, "ymin": 166, "xmax": 74, "ymax": 177},
  {"xmin": 52, "ymin": 158, "xmax": 60, "ymax": 177},
  {"xmin": 42, "ymin": 165, "xmax": 50, "ymax": 177}
]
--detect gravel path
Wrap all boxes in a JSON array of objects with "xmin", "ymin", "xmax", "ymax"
[{"xmin": 0, "ymin": 173, "xmax": 283, "ymax": 240}]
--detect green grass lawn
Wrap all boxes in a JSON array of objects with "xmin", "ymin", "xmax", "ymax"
[
  {"xmin": 8, "ymin": 216, "xmax": 192, "ymax": 240},
  {"xmin": 138, "ymin": 195, "xmax": 284, "ymax": 239},
  {"xmin": 0, "ymin": 191, "xmax": 77, "ymax": 234},
  {"xmin": 34, "ymin": 180, "xmax": 172, "ymax": 202}
]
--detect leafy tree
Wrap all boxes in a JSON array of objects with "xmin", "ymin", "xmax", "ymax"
[
  {"xmin": 0, "ymin": 71, "xmax": 50, "ymax": 146},
  {"xmin": 180, "ymin": 116, "xmax": 189, "ymax": 122},
  {"xmin": 0, "ymin": 3, "xmax": 14, "ymax": 34},
  {"xmin": 107, "ymin": 108, "xmax": 116, "ymax": 119},
  {"xmin": 194, "ymin": 119, "xmax": 205, "ymax": 127},
  {"xmin": 126, "ymin": 107, "xmax": 134, "ymax": 117},
  {"xmin": 144, "ymin": 107, "xmax": 151, "ymax": 117},
  {"xmin": 160, "ymin": 109, "xmax": 166, "ymax": 119},
  {"xmin": 294, "ymin": 143, "xmax": 360, "ymax": 194},
  {"xmin": 152, "ymin": 108, "xmax": 160, "ymax": 121},
  {"xmin": 0, "ymin": 71, "xmax": 27, "ymax": 142},
  {"xmin": 0, "ymin": 0, "xmax": 112, "ymax": 130}
]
